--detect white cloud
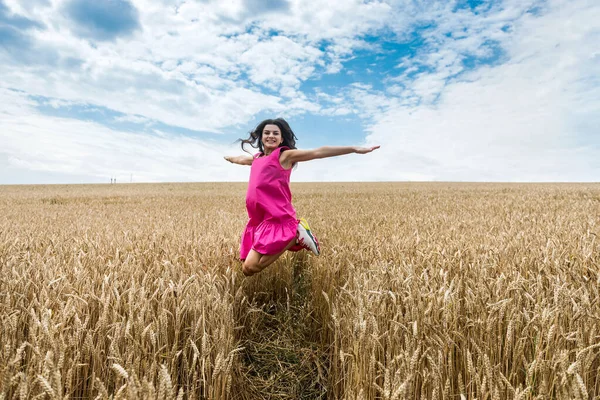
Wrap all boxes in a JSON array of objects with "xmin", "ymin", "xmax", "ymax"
[
  {"xmin": 1, "ymin": 1, "xmax": 296, "ymax": 133},
  {"xmin": 0, "ymin": 88, "xmax": 251, "ymax": 183},
  {"xmin": 0, "ymin": 0, "xmax": 415, "ymax": 135},
  {"xmin": 113, "ymin": 114, "xmax": 152, "ymax": 124},
  {"xmin": 237, "ymin": 35, "xmax": 322, "ymax": 90},
  {"xmin": 361, "ymin": 0, "xmax": 600, "ymax": 181},
  {"xmin": 1, "ymin": 0, "xmax": 598, "ymax": 183}
]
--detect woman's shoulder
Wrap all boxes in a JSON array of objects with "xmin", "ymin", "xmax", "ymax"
[
  {"xmin": 277, "ymin": 146, "xmax": 296, "ymax": 170},
  {"xmin": 270, "ymin": 146, "xmax": 290, "ymax": 158}
]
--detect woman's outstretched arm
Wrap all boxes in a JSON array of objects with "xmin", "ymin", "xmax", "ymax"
[
  {"xmin": 280, "ymin": 145, "xmax": 380, "ymax": 167},
  {"xmin": 224, "ymin": 155, "xmax": 254, "ymax": 165}
]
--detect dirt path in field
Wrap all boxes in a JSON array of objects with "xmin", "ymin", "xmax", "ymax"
[{"xmin": 235, "ymin": 254, "xmax": 328, "ymax": 399}]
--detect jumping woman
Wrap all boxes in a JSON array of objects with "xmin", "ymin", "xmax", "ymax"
[{"xmin": 225, "ymin": 118, "xmax": 379, "ymax": 276}]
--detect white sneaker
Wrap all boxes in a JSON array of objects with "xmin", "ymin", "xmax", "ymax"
[{"xmin": 296, "ymin": 218, "xmax": 320, "ymax": 255}]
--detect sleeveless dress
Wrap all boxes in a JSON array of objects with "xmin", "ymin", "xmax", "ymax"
[{"xmin": 240, "ymin": 146, "xmax": 301, "ymax": 260}]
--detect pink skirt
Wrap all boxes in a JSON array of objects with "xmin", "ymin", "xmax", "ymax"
[{"xmin": 240, "ymin": 218, "xmax": 302, "ymax": 260}]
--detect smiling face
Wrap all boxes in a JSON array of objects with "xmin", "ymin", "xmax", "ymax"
[{"xmin": 261, "ymin": 124, "xmax": 283, "ymax": 153}]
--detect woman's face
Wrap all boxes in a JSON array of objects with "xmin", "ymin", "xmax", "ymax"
[{"xmin": 262, "ymin": 124, "xmax": 283, "ymax": 152}]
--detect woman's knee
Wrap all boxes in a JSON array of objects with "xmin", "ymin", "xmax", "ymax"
[{"xmin": 242, "ymin": 260, "xmax": 259, "ymax": 276}]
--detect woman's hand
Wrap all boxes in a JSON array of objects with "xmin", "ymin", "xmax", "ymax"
[
  {"xmin": 354, "ymin": 145, "xmax": 380, "ymax": 154},
  {"xmin": 224, "ymin": 155, "xmax": 254, "ymax": 166},
  {"xmin": 280, "ymin": 145, "xmax": 381, "ymax": 166}
]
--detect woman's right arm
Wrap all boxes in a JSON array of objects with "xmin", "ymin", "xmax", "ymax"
[{"xmin": 224, "ymin": 155, "xmax": 254, "ymax": 166}]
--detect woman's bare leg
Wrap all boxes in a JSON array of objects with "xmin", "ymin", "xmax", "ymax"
[{"xmin": 242, "ymin": 238, "xmax": 297, "ymax": 277}]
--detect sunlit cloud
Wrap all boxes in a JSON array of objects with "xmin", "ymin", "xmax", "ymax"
[{"xmin": 0, "ymin": 0, "xmax": 598, "ymax": 183}]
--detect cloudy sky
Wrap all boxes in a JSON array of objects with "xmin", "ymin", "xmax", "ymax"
[{"xmin": 1, "ymin": 0, "xmax": 598, "ymax": 184}]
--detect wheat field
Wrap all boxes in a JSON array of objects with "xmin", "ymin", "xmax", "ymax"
[{"xmin": 0, "ymin": 182, "xmax": 599, "ymax": 399}]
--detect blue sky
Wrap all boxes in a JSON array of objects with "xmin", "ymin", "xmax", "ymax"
[{"xmin": 0, "ymin": 0, "xmax": 598, "ymax": 183}]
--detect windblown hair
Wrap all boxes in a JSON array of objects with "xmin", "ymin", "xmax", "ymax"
[{"xmin": 239, "ymin": 118, "xmax": 298, "ymax": 155}]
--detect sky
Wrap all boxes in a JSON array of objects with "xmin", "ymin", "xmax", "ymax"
[{"xmin": 0, "ymin": 0, "xmax": 598, "ymax": 184}]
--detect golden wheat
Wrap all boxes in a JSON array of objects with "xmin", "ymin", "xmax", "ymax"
[{"xmin": 0, "ymin": 182, "xmax": 599, "ymax": 399}]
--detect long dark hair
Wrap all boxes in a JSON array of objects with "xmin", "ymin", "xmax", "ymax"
[{"xmin": 239, "ymin": 118, "xmax": 298, "ymax": 154}]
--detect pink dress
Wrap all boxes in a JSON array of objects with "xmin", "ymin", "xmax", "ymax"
[{"xmin": 240, "ymin": 146, "xmax": 300, "ymax": 260}]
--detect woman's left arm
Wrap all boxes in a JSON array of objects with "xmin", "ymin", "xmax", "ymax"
[{"xmin": 281, "ymin": 145, "xmax": 380, "ymax": 166}]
